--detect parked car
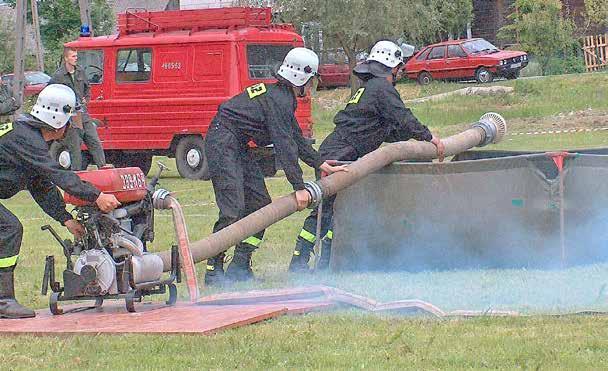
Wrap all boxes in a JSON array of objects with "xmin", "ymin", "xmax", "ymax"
[
  {"xmin": 1, "ymin": 71, "xmax": 51, "ymax": 96},
  {"xmin": 317, "ymin": 49, "xmax": 350, "ymax": 89},
  {"xmin": 404, "ymin": 38, "xmax": 528, "ymax": 84}
]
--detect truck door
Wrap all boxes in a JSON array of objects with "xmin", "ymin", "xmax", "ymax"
[{"xmin": 78, "ymin": 49, "xmax": 109, "ymax": 141}]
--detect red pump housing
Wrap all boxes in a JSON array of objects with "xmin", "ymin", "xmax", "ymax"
[{"xmin": 64, "ymin": 167, "xmax": 147, "ymax": 206}]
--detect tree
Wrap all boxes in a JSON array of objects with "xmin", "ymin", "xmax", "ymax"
[
  {"xmin": 498, "ymin": 0, "xmax": 577, "ymax": 75},
  {"xmin": 585, "ymin": 0, "xmax": 608, "ymax": 28}
]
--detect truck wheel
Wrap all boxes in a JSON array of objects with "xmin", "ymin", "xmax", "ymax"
[
  {"xmin": 417, "ymin": 71, "xmax": 433, "ymax": 85},
  {"xmin": 49, "ymin": 141, "xmax": 73, "ymax": 170},
  {"xmin": 176, "ymin": 136, "xmax": 209, "ymax": 180},
  {"xmin": 475, "ymin": 67, "xmax": 494, "ymax": 83}
]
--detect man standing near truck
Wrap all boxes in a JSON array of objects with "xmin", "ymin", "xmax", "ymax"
[
  {"xmin": 204, "ymin": 47, "xmax": 347, "ymax": 285},
  {"xmin": 288, "ymin": 40, "xmax": 445, "ymax": 273},
  {"xmin": 50, "ymin": 47, "xmax": 106, "ymax": 170}
]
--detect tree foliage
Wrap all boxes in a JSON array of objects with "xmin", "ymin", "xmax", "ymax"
[
  {"xmin": 498, "ymin": 0, "xmax": 577, "ymax": 75},
  {"xmin": 585, "ymin": 0, "xmax": 608, "ymax": 28}
]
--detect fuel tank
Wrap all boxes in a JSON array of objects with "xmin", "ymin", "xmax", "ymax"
[{"xmin": 64, "ymin": 167, "xmax": 147, "ymax": 206}]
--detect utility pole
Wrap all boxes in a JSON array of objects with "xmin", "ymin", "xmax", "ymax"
[
  {"xmin": 78, "ymin": 0, "xmax": 94, "ymax": 36},
  {"xmin": 12, "ymin": 0, "xmax": 27, "ymax": 112},
  {"xmin": 31, "ymin": 0, "xmax": 44, "ymax": 71}
]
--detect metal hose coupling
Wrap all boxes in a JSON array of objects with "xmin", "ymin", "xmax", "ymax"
[
  {"xmin": 472, "ymin": 112, "xmax": 507, "ymax": 147},
  {"xmin": 152, "ymin": 189, "xmax": 172, "ymax": 209},
  {"xmin": 304, "ymin": 181, "xmax": 323, "ymax": 209}
]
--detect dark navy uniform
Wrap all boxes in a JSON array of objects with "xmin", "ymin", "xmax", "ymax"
[
  {"xmin": 205, "ymin": 82, "xmax": 322, "ymax": 282},
  {"xmin": 0, "ymin": 114, "xmax": 100, "ymax": 272},
  {"xmin": 291, "ymin": 76, "xmax": 433, "ymax": 270},
  {"xmin": 0, "ymin": 83, "xmax": 19, "ymax": 120}
]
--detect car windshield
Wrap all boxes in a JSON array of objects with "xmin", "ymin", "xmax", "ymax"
[
  {"xmin": 25, "ymin": 72, "xmax": 50, "ymax": 85},
  {"xmin": 462, "ymin": 39, "xmax": 499, "ymax": 54}
]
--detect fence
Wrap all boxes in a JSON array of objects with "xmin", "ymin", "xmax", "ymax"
[{"xmin": 583, "ymin": 34, "xmax": 607, "ymax": 72}]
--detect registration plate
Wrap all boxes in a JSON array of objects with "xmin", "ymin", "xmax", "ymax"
[{"xmin": 510, "ymin": 62, "xmax": 521, "ymax": 68}]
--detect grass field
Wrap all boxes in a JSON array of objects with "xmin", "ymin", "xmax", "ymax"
[{"xmin": 2, "ymin": 72, "xmax": 608, "ymax": 369}]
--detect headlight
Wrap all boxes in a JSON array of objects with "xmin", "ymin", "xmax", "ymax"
[{"xmin": 523, "ymin": 55, "xmax": 527, "ymax": 61}]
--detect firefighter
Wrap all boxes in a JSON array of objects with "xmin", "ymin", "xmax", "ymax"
[
  {"xmin": 49, "ymin": 47, "xmax": 106, "ymax": 170},
  {"xmin": 288, "ymin": 40, "xmax": 445, "ymax": 273},
  {"xmin": 0, "ymin": 84, "xmax": 120, "ymax": 318},
  {"xmin": 0, "ymin": 78, "xmax": 19, "ymax": 121},
  {"xmin": 204, "ymin": 47, "xmax": 347, "ymax": 285}
]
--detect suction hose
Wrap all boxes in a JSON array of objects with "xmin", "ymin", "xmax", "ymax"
[{"xmin": 155, "ymin": 113, "xmax": 507, "ymax": 272}]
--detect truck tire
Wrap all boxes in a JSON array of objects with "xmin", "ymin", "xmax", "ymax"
[
  {"xmin": 175, "ymin": 136, "xmax": 209, "ymax": 180},
  {"xmin": 475, "ymin": 67, "xmax": 494, "ymax": 83},
  {"xmin": 106, "ymin": 151, "xmax": 152, "ymax": 175},
  {"xmin": 417, "ymin": 71, "xmax": 433, "ymax": 85}
]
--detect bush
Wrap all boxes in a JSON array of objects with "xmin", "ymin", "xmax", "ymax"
[{"xmin": 544, "ymin": 55, "xmax": 587, "ymax": 75}]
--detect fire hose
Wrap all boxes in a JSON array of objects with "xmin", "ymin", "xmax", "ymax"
[{"xmin": 154, "ymin": 113, "xmax": 507, "ymax": 300}]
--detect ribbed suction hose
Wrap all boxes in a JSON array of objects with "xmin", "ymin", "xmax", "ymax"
[{"xmin": 156, "ymin": 113, "xmax": 507, "ymax": 271}]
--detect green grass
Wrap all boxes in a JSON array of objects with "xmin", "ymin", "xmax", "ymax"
[{"xmin": 3, "ymin": 72, "xmax": 608, "ymax": 369}]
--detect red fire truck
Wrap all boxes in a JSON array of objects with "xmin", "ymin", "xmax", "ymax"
[{"xmin": 52, "ymin": 7, "xmax": 314, "ymax": 179}]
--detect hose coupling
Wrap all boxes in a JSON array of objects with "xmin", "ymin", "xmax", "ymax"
[
  {"xmin": 152, "ymin": 189, "xmax": 171, "ymax": 209},
  {"xmin": 472, "ymin": 112, "xmax": 507, "ymax": 146},
  {"xmin": 304, "ymin": 181, "xmax": 323, "ymax": 209}
]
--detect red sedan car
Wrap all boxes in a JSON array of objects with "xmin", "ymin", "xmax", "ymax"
[
  {"xmin": 1, "ymin": 71, "xmax": 51, "ymax": 96},
  {"xmin": 404, "ymin": 38, "xmax": 528, "ymax": 84}
]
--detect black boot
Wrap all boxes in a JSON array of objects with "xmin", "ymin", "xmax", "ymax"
[
  {"xmin": 225, "ymin": 244, "xmax": 255, "ymax": 282},
  {"xmin": 204, "ymin": 253, "xmax": 225, "ymax": 286},
  {"xmin": 288, "ymin": 238, "xmax": 314, "ymax": 273},
  {"xmin": 0, "ymin": 270, "xmax": 35, "ymax": 319},
  {"xmin": 316, "ymin": 237, "xmax": 332, "ymax": 271}
]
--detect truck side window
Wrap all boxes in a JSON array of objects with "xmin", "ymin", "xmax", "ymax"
[
  {"xmin": 78, "ymin": 50, "xmax": 104, "ymax": 84},
  {"xmin": 247, "ymin": 45, "xmax": 292, "ymax": 79},
  {"xmin": 116, "ymin": 48, "xmax": 152, "ymax": 83}
]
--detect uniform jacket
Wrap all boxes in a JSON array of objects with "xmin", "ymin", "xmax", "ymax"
[
  {"xmin": 0, "ymin": 114, "xmax": 100, "ymax": 224},
  {"xmin": 49, "ymin": 64, "xmax": 90, "ymax": 121},
  {"xmin": 333, "ymin": 77, "xmax": 433, "ymax": 157},
  {"xmin": 216, "ymin": 82, "xmax": 323, "ymax": 191}
]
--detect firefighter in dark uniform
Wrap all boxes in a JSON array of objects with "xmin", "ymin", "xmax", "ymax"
[
  {"xmin": 0, "ymin": 79, "xmax": 20, "ymax": 121},
  {"xmin": 204, "ymin": 47, "xmax": 347, "ymax": 285},
  {"xmin": 288, "ymin": 40, "xmax": 445, "ymax": 272},
  {"xmin": 0, "ymin": 84, "xmax": 120, "ymax": 318},
  {"xmin": 49, "ymin": 47, "xmax": 106, "ymax": 170}
]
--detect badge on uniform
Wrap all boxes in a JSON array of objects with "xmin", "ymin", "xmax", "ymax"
[{"xmin": 0, "ymin": 122, "xmax": 13, "ymax": 138}]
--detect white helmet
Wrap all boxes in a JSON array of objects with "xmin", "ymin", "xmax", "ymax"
[
  {"xmin": 277, "ymin": 47, "xmax": 319, "ymax": 87},
  {"xmin": 367, "ymin": 40, "xmax": 403, "ymax": 68},
  {"xmin": 31, "ymin": 84, "xmax": 76, "ymax": 129}
]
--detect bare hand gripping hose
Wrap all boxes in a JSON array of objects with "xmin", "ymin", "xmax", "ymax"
[{"xmin": 155, "ymin": 113, "xmax": 507, "ymax": 292}]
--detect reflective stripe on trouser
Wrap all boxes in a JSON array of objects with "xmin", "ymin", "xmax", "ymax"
[{"xmin": 0, "ymin": 202, "xmax": 23, "ymax": 272}]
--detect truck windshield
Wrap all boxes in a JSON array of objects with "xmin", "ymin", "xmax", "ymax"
[
  {"xmin": 247, "ymin": 45, "xmax": 293, "ymax": 79},
  {"xmin": 78, "ymin": 50, "xmax": 104, "ymax": 84}
]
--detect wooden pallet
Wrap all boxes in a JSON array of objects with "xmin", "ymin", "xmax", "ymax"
[{"xmin": 583, "ymin": 34, "xmax": 608, "ymax": 72}]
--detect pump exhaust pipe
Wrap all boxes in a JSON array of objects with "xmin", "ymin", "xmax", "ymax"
[{"xmin": 156, "ymin": 113, "xmax": 506, "ymax": 271}]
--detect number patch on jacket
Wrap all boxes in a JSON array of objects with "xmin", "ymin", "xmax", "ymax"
[
  {"xmin": 348, "ymin": 88, "xmax": 365, "ymax": 104},
  {"xmin": 246, "ymin": 83, "xmax": 267, "ymax": 99},
  {"xmin": 0, "ymin": 122, "xmax": 13, "ymax": 138}
]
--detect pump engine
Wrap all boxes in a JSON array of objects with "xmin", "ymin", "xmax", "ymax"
[{"xmin": 41, "ymin": 164, "xmax": 180, "ymax": 314}]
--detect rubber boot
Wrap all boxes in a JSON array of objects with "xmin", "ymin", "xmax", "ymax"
[
  {"xmin": 288, "ymin": 238, "xmax": 314, "ymax": 273},
  {"xmin": 0, "ymin": 270, "xmax": 35, "ymax": 319},
  {"xmin": 204, "ymin": 252, "xmax": 225, "ymax": 286},
  {"xmin": 225, "ymin": 244, "xmax": 255, "ymax": 282},
  {"xmin": 316, "ymin": 237, "xmax": 332, "ymax": 271}
]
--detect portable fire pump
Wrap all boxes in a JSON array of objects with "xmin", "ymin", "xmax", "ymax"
[{"xmin": 41, "ymin": 164, "xmax": 180, "ymax": 314}]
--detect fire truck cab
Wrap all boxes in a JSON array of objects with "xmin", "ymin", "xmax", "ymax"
[{"xmin": 54, "ymin": 7, "xmax": 313, "ymax": 179}]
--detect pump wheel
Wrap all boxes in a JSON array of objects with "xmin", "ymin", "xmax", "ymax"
[
  {"xmin": 166, "ymin": 283, "xmax": 177, "ymax": 305},
  {"xmin": 175, "ymin": 136, "xmax": 210, "ymax": 180},
  {"xmin": 49, "ymin": 292, "xmax": 64, "ymax": 315}
]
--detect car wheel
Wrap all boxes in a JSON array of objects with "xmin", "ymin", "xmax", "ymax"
[
  {"xmin": 475, "ymin": 67, "xmax": 494, "ymax": 83},
  {"xmin": 417, "ymin": 71, "xmax": 433, "ymax": 85},
  {"xmin": 175, "ymin": 136, "xmax": 209, "ymax": 180}
]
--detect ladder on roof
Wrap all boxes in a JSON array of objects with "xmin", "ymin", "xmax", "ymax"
[{"xmin": 118, "ymin": 7, "xmax": 272, "ymax": 35}]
